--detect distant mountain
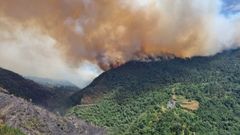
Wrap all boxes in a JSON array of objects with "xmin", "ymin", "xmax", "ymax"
[
  {"xmin": 69, "ymin": 49, "xmax": 240, "ymax": 134},
  {"xmin": 26, "ymin": 76, "xmax": 78, "ymax": 89},
  {"xmin": 0, "ymin": 87, "xmax": 105, "ymax": 135}
]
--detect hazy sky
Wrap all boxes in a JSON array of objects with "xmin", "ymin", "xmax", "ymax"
[{"xmin": 0, "ymin": 0, "xmax": 239, "ymax": 88}]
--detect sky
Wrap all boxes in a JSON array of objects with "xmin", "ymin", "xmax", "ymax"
[
  {"xmin": 222, "ymin": 0, "xmax": 240, "ymax": 14},
  {"xmin": 0, "ymin": 0, "xmax": 240, "ymax": 88}
]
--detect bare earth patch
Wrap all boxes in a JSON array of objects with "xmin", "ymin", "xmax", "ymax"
[
  {"xmin": 171, "ymin": 94, "xmax": 200, "ymax": 111},
  {"xmin": 180, "ymin": 100, "xmax": 199, "ymax": 111}
]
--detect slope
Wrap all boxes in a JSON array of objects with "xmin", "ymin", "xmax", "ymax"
[
  {"xmin": 0, "ymin": 68, "xmax": 54, "ymax": 107},
  {"xmin": 0, "ymin": 68, "xmax": 79, "ymax": 113},
  {"xmin": 0, "ymin": 87, "xmax": 105, "ymax": 135},
  {"xmin": 69, "ymin": 49, "xmax": 240, "ymax": 135},
  {"xmin": 26, "ymin": 76, "xmax": 81, "ymax": 114}
]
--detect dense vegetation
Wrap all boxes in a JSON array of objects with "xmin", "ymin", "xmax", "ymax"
[
  {"xmin": 0, "ymin": 124, "xmax": 25, "ymax": 135},
  {"xmin": 69, "ymin": 49, "xmax": 240, "ymax": 135}
]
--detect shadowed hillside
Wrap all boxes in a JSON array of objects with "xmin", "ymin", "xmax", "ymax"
[
  {"xmin": 26, "ymin": 76, "xmax": 81, "ymax": 114},
  {"xmin": 0, "ymin": 68, "xmax": 79, "ymax": 114},
  {"xmin": 0, "ymin": 68, "xmax": 54, "ymax": 106}
]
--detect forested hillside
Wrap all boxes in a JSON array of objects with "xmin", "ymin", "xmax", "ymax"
[{"xmin": 69, "ymin": 49, "xmax": 240, "ymax": 135}]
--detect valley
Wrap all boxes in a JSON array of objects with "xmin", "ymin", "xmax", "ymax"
[{"xmin": 1, "ymin": 1, "xmax": 240, "ymax": 134}]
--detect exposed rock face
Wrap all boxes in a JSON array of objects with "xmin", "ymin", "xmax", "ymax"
[{"xmin": 0, "ymin": 88, "xmax": 105, "ymax": 135}]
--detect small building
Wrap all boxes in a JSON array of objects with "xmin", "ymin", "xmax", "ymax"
[{"xmin": 167, "ymin": 99, "xmax": 176, "ymax": 109}]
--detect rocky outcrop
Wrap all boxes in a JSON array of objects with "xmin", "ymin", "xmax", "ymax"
[{"xmin": 0, "ymin": 88, "xmax": 105, "ymax": 135}]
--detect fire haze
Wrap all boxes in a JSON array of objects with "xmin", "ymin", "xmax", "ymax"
[{"xmin": 0, "ymin": 0, "xmax": 240, "ymax": 86}]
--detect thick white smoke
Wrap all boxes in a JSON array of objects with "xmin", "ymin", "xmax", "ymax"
[{"xmin": 0, "ymin": 18, "xmax": 102, "ymax": 87}]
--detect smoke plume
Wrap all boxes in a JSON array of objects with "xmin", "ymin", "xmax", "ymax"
[{"xmin": 0, "ymin": 0, "xmax": 240, "ymax": 71}]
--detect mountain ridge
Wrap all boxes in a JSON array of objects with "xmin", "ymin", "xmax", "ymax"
[
  {"xmin": 71, "ymin": 49, "xmax": 240, "ymax": 105},
  {"xmin": 69, "ymin": 49, "xmax": 240, "ymax": 134}
]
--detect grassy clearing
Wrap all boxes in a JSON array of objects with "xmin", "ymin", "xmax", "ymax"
[{"xmin": 0, "ymin": 124, "xmax": 25, "ymax": 135}]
